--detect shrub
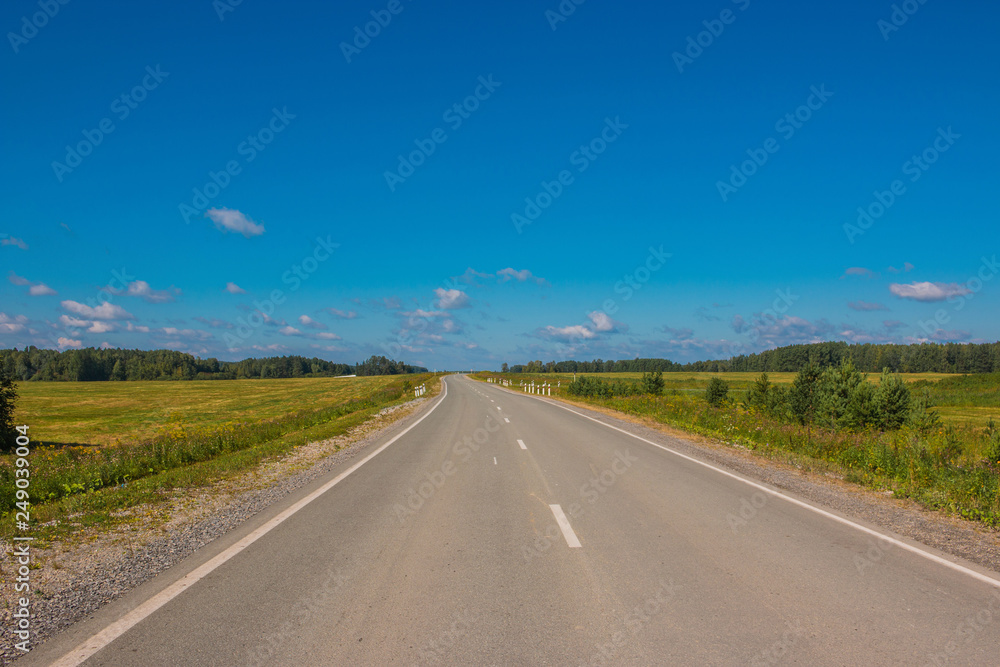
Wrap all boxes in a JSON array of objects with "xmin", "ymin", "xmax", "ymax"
[
  {"xmin": 744, "ymin": 372, "xmax": 786, "ymax": 418},
  {"xmin": 641, "ymin": 371, "xmax": 664, "ymax": 395},
  {"xmin": 705, "ymin": 377, "xmax": 729, "ymax": 407},
  {"xmin": 874, "ymin": 369, "xmax": 911, "ymax": 430},
  {"xmin": 0, "ymin": 369, "xmax": 17, "ymax": 452},
  {"xmin": 788, "ymin": 364, "xmax": 822, "ymax": 424}
]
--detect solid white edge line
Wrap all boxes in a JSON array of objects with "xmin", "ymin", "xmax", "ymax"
[
  {"xmin": 504, "ymin": 418, "xmax": 510, "ymax": 423},
  {"xmin": 501, "ymin": 385, "xmax": 1000, "ymax": 591},
  {"xmin": 549, "ymin": 504, "xmax": 582, "ymax": 548},
  {"xmin": 50, "ymin": 378, "xmax": 451, "ymax": 667},
  {"xmin": 518, "ymin": 439, "xmax": 527, "ymax": 450}
]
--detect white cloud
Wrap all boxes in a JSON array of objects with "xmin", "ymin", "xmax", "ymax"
[
  {"xmin": 126, "ymin": 322, "xmax": 151, "ymax": 333},
  {"xmin": 205, "ymin": 208, "xmax": 265, "ymax": 238},
  {"xmin": 887, "ymin": 262, "xmax": 915, "ymax": 274},
  {"xmin": 225, "ymin": 282, "xmax": 246, "ymax": 294},
  {"xmin": 279, "ymin": 326, "xmax": 302, "ymax": 336},
  {"xmin": 116, "ymin": 280, "xmax": 177, "ymax": 303},
  {"xmin": 0, "ymin": 312, "xmax": 28, "ymax": 334},
  {"xmin": 587, "ymin": 311, "xmax": 622, "ymax": 333},
  {"xmin": 1, "ymin": 236, "xmax": 28, "ymax": 250},
  {"xmin": 29, "ymin": 283, "xmax": 57, "ymax": 296},
  {"xmin": 890, "ymin": 281, "xmax": 971, "ymax": 302},
  {"xmin": 99, "ymin": 341, "xmax": 115, "ymax": 349},
  {"xmin": 59, "ymin": 315, "xmax": 115, "ymax": 333},
  {"xmin": 326, "ymin": 308, "xmax": 357, "ymax": 319},
  {"xmin": 540, "ymin": 324, "xmax": 597, "ymax": 341},
  {"xmin": 57, "ymin": 337, "xmax": 82, "ymax": 349},
  {"xmin": 315, "ymin": 332, "xmax": 341, "ymax": 340},
  {"xmin": 61, "ymin": 300, "xmax": 134, "ymax": 320},
  {"xmin": 9, "ymin": 271, "xmax": 56, "ymax": 296},
  {"xmin": 298, "ymin": 315, "xmax": 327, "ymax": 329},
  {"xmin": 497, "ymin": 268, "xmax": 548, "ymax": 286},
  {"xmin": 434, "ymin": 288, "xmax": 470, "ymax": 310},
  {"xmin": 840, "ymin": 267, "xmax": 875, "ymax": 279},
  {"xmin": 402, "ymin": 309, "xmax": 448, "ymax": 319}
]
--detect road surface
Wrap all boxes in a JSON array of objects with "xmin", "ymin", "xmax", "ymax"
[{"xmin": 20, "ymin": 375, "xmax": 1000, "ymax": 665}]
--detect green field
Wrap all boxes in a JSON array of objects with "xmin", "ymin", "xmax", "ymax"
[
  {"xmin": 0, "ymin": 374, "xmax": 438, "ymax": 534},
  {"xmin": 499, "ymin": 371, "xmax": 990, "ymax": 423},
  {"xmin": 13, "ymin": 376, "xmax": 409, "ymax": 448}
]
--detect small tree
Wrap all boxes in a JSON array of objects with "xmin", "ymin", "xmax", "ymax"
[
  {"xmin": 501, "ymin": 363, "xmax": 509, "ymax": 373},
  {"xmin": 744, "ymin": 372, "xmax": 786, "ymax": 417},
  {"xmin": 641, "ymin": 370, "xmax": 664, "ymax": 395},
  {"xmin": 874, "ymin": 369, "xmax": 911, "ymax": 430},
  {"xmin": 788, "ymin": 364, "xmax": 822, "ymax": 424},
  {"xmin": 0, "ymin": 369, "xmax": 18, "ymax": 452},
  {"xmin": 705, "ymin": 377, "xmax": 729, "ymax": 407}
]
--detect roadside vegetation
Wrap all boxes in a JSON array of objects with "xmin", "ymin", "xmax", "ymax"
[
  {"xmin": 476, "ymin": 368, "xmax": 1000, "ymax": 527},
  {"xmin": 0, "ymin": 374, "xmax": 439, "ymax": 541}
]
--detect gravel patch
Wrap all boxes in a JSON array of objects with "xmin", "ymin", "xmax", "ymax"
[{"xmin": 0, "ymin": 398, "xmax": 431, "ymax": 664}]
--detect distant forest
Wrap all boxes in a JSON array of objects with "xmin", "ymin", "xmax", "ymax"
[
  {"xmin": 509, "ymin": 341, "xmax": 1000, "ymax": 374},
  {"xmin": 0, "ymin": 348, "xmax": 427, "ymax": 381}
]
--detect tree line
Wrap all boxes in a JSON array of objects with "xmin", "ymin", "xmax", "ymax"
[
  {"xmin": 506, "ymin": 341, "xmax": 1000, "ymax": 375},
  {"xmin": 0, "ymin": 347, "xmax": 427, "ymax": 382}
]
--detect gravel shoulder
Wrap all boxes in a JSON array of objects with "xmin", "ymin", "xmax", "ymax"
[{"xmin": 0, "ymin": 395, "xmax": 435, "ymax": 664}]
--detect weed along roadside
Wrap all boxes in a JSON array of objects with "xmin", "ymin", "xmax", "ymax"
[{"xmin": 0, "ymin": 373, "xmax": 443, "ymax": 544}]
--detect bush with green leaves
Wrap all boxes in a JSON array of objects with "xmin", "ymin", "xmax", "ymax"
[
  {"xmin": 873, "ymin": 369, "xmax": 911, "ymax": 430},
  {"xmin": 788, "ymin": 364, "xmax": 822, "ymax": 424},
  {"xmin": 0, "ymin": 369, "xmax": 18, "ymax": 452},
  {"xmin": 744, "ymin": 372, "xmax": 787, "ymax": 417},
  {"xmin": 641, "ymin": 371, "xmax": 664, "ymax": 395},
  {"xmin": 705, "ymin": 377, "xmax": 729, "ymax": 407}
]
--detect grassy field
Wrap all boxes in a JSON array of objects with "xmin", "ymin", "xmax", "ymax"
[
  {"xmin": 1, "ymin": 374, "xmax": 439, "ymax": 537},
  {"xmin": 476, "ymin": 371, "xmax": 1000, "ymax": 527},
  {"xmin": 13, "ymin": 376, "xmax": 410, "ymax": 447}
]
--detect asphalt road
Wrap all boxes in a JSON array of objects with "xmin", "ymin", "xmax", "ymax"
[{"xmin": 21, "ymin": 375, "xmax": 1000, "ymax": 666}]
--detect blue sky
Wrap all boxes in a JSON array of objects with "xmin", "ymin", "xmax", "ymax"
[{"xmin": 1, "ymin": 0, "xmax": 998, "ymax": 370}]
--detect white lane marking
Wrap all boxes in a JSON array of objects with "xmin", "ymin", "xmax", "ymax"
[
  {"xmin": 50, "ymin": 380, "xmax": 452, "ymax": 667},
  {"xmin": 536, "ymin": 396, "xmax": 1000, "ymax": 590},
  {"xmin": 494, "ymin": 457, "xmax": 497, "ymax": 465},
  {"xmin": 517, "ymin": 439, "xmax": 527, "ymax": 450},
  {"xmin": 496, "ymin": 406, "xmax": 501, "ymax": 410},
  {"xmin": 549, "ymin": 504, "xmax": 582, "ymax": 548}
]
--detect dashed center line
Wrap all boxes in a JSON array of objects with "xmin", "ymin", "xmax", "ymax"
[
  {"xmin": 549, "ymin": 504, "xmax": 582, "ymax": 548},
  {"xmin": 504, "ymin": 418, "xmax": 510, "ymax": 423},
  {"xmin": 517, "ymin": 439, "xmax": 527, "ymax": 450}
]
